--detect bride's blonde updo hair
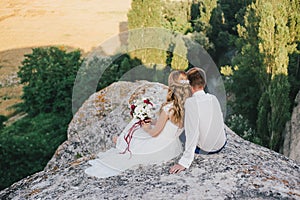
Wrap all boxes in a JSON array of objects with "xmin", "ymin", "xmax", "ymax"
[{"xmin": 160, "ymin": 70, "xmax": 192, "ymax": 127}]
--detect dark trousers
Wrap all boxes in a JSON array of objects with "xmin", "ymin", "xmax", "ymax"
[{"xmin": 195, "ymin": 140, "xmax": 227, "ymax": 155}]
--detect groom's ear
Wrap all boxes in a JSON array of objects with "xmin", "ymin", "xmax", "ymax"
[{"xmin": 191, "ymin": 86, "xmax": 196, "ymax": 93}]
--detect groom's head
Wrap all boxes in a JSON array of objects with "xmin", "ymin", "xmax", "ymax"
[{"xmin": 187, "ymin": 67, "xmax": 206, "ymax": 91}]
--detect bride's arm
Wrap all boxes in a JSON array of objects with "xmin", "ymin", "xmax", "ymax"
[
  {"xmin": 150, "ymin": 118, "xmax": 157, "ymax": 125},
  {"xmin": 142, "ymin": 110, "xmax": 168, "ymax": 137}
]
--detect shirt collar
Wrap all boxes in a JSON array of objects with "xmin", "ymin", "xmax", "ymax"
[{"xmin": 193, "ymin": 90, "xmax": 205, "ymax": 97}]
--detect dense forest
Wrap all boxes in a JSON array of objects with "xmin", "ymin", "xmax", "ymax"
[{"xmin": 0, "ymin": 0, "xmax": 299, "ymax": 190}]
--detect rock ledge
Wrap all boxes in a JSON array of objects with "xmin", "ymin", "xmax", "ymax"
[{"xmin": 0, "ymin": 81, "xmax": 299, "ymax": 199}]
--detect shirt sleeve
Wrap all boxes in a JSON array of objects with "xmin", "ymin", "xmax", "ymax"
[{"xmin": 178, "ymin": 98, "xmax": 200, "ymax": 169}]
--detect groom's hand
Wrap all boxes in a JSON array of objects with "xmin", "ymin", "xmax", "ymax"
[{"xmin": 169, "ymin": 164, "xmax": 186, "ymax": 174}]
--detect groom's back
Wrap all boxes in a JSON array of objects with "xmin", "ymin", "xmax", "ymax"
[{"xmin": 187, "ymin": 92, "xmax": 226, "ymax": 152}]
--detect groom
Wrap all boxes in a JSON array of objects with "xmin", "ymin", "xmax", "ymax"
[{"xmin": 170, "ymin": 67, "xmax": 227, "ymax": 174}]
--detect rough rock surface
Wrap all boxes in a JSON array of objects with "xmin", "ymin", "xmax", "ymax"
[
  {"xmin": 283, "ymin": 90, "xmax": 300, "ymax": 162},
  {"xmin": 0, "ymin": 81, "xmax": 299, "ymax": 200}
]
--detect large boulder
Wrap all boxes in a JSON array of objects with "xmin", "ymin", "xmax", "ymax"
[
  {"xmin": 45, "ymin": 80, "xmax": 168, "ymax": 171},
  {"xmin": 283, "ymin": 90, "xmax": 300, "ymax": 162},
  {"xmin": 0, "ymin": 81, "xmax": 299, "ymax": 199}
]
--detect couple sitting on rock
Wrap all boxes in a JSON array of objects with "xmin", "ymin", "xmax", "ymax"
[{"xmin": 85, "ymin": 67, "xmax": 227, "ymax": 178}]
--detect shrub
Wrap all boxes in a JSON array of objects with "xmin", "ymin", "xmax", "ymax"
[
  {"xmin": 0, "ymin": 113, "xmax": 68, "ymax": 190},
  {"xmin": 226, "ymin": 114, "xmax": 262, "ymax": 145},
  {"xmin": 17, "ymin": 47, "xmax": 83, "ymax": 117}
]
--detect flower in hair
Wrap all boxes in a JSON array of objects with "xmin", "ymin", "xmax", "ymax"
[{"xmin": 179, "ymin": 80, "xmax": 189, "ymax": 84}]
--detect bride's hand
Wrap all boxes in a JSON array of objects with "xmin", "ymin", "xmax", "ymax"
[
  {"xmin": 143, "ymin": 119, "xmax": 152, "ymax": 124},
  {"xmin": 141, "ymin": 120, "xmax": 151, "ymax": 131}
]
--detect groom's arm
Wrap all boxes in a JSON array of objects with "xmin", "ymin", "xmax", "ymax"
[{"xmin": 178, "ymin": 99, "xmax": 200, "ymax": 169}]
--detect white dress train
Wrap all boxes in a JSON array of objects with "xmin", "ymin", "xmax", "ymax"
[{"xmin": 85, "ymin": 104, "xmax": 183, "ymax": 178}]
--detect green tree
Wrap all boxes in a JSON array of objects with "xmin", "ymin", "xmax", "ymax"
[
  {"xmin": 268, "ymin": 75, "xmax": 290, "ymax": 150},
  {"xmin": 127, "ymin": 0, "xmax": 190, "ymax": 70},
  {"xmin": 161, "ymin": 0, "xmax": 191, "ymax": 69},
  {"xmin": 256, "ymin": 91, "xmax": 271, "ymax": 145},
  {"xmin": 209, "ymin": 0, "xmax": 254, "ymax": 65},
  {"xmin": 0, "ymin": 113, "xmax": 68, "ymax": 190},
  {"xmin": 162, "ymin": 0, "xmax": 192, "ymax": 34},
  {"xmin": 227, "ymin": 3, "xmax": 263, "ymax": 127},
  {"xmin": 127, "ymin": 0, "xmax": 161, "ymax": 29},
  {"xmin": 288, "ymin": 42, "xmax": 300, "ymax": 108},
  {"xmin": 97, "ymin": 54, "xmax": 143, "ymax": 89},
  {"xmin": 256, "ymin": 1, "xmax": 296, "ymax": 151},
  {"xmin": 18, "ymin": 47, "xmax": 83, "ymax": 117},
  {"xmin": 229, "ymin": 0, "xmax": 298, "ymax": 151},
  {"xmin": 189, "ymin": 0, "xmax": 217, "ymax": 52},
  {"xmin": 218, "ymin": 0, "xmax": 254, "ymax": 36},
  {"xmin": 196, "ymin": 0, "xmax": 217, "ymax": 30},
  {"xmin": 127, "ymin": 0, "xmax": 164, "ymax": 65},
  {"xmin": 287, "ymin": 0, "xmax": 300, "ymax": 110}
]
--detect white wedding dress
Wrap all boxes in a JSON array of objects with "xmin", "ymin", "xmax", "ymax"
[{"xmin": 85, "ymin": 103, "xmax": 183, "ymax": 178}]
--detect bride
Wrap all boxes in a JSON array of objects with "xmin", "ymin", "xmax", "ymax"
[{"xmin": 85, "ymin": 70, "xmax": 192, "ymax": 178}]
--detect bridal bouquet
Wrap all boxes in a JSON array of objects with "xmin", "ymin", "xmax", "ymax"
[
  {"xmin": 121, "ymin": 98, "xmax": 155, "ymax": 155},
  {"xmin": 130, "ymin": 98, "xmax": 155, "ymax": 121}
]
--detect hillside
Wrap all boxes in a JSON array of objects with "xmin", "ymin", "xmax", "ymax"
[{"xmin": 0, "ymin": 0, "xmax": 131, "ymax": 116}]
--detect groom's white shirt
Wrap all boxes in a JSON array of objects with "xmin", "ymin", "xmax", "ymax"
[{"xmin": 178, "ymin": 90, "xmax": 226, "ymax": 169}]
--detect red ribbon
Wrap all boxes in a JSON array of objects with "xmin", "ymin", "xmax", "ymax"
[{"xmin": 120, "ymin": 119, "xmax": 143, "ymax": 157}]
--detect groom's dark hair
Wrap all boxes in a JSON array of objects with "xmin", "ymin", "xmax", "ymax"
[{"xmin": 187, "ymin": 67, "xmax": 206, "ymax": 88}]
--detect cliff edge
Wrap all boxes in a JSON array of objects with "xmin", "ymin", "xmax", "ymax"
[{"xmin": 0, "ymin": 81, "xmax": 299, "ymax": 199}]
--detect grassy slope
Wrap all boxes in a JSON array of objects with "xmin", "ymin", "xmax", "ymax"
[{"xmin": 0, "ymin": 48, "xmax": 31, "ymax": 117}]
